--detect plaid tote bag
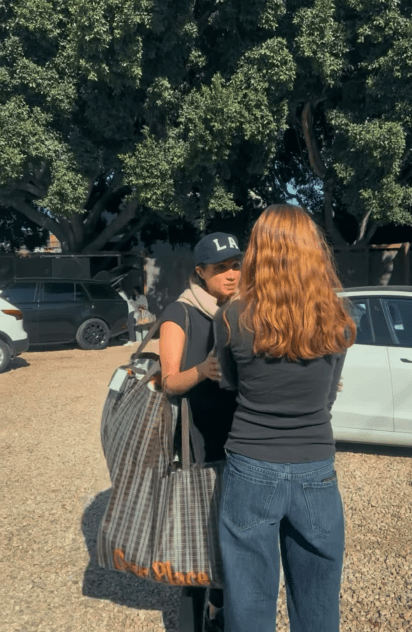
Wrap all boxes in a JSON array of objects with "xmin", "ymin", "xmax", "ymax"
[{"xmin": 97, "ymin": 306, "xmax": 224, "ymax": 588}]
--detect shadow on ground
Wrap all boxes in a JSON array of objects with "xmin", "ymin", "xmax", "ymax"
[
  {"xmin": 25, "ymin": 343, "xmax": 75, "ymax": 352},
  {"xmin": 81, "ymin": 489, "xmax": 180, "ymax": 631},
  {"xmin": 22, "ymin": 335, "xmax": 128, "ymax": 353},
  {"xmin": 336, "ymin": 441, "xmax": 412, "ymax": 458},
  {"xmin": 4, "ymin": 356, "xmax": 30, "ymax": 372}
]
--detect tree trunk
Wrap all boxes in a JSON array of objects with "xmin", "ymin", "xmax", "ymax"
[
  {"xmin": 369, "ymin": 246, "xmax": 402, "ymax": 286},
  {"xmin": 9, "ymin": 195, "xmax": 141, "ymax": 253},
  {"xmin": 300, "ymin": 103, "xmax": 347, "ymax": 247},
  {"xmin": 11, "ymin": 198, "xmax": 69, "ymax": 248},
  {"xmin": 323, "ymin": 182, "xmax": 347, "ymax": 246},
  {"xmin": 301, "ymin": 103, "xmax": 326, "ymax": 179}
]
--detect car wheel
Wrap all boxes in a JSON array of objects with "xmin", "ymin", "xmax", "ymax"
[
  {"xmin": 0, "ymin": 340, "xmax": 11, "ymax": 373},
  {"xmin": 76, "ymin": 319, "xmax": 110, "ymax": 350}
]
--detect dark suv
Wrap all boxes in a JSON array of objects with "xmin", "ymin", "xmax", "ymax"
[{"xmin": 0, "ymin": 279, "xmax": 128, "ymax": 350}]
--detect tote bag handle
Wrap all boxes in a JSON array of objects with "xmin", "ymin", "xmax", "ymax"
[
  {"xmin": 129, "ymin": 303, "xmax": 203, "ymax": 470},
  {"xmin": 178, "ymin": 304, "xmax": 207, "ymax": 469}
]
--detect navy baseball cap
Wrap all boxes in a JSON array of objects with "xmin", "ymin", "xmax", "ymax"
[{"xmin": 194, "ymin": 232, "xmax": 242, "ymax": 265}]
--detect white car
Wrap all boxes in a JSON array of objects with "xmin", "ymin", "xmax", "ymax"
[
  {"xmin": 331, "ymin": 286, "xmax": 412, "ymax": 447},
  {"xmin": 0, "ymin": 294, "xmax": 29, "ymax": 373}
]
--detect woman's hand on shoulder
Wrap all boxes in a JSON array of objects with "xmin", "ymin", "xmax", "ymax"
[
  {"xmin": 197, "ymin": 349, "xmax": 222, "ymax": 382},
  {"xmin": 159, "ymin": 320, "xmax": 221, "ymax": 394}
]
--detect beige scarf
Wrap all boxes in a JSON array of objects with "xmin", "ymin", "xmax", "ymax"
[
  {"xmin": 177, "ymin": 278, "xmax": 219, "ymax": 320},
  {"xmin": 140, "ymin": 280, "xmax": 218, "ymax": 358}
]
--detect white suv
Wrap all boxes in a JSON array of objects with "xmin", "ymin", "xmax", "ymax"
[{"xmin": 0, "ymin": 294, "xmax": 29, "ymax": 373}]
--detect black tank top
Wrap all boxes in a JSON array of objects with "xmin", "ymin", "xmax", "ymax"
[{"xmin": 161, "ymin": 301, "xmax": 236, "ymax": 462}]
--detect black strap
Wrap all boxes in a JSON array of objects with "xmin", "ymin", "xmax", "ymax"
[
  {"xmin": 178, "ymin": 304, "xmax": 191, "ymax": 470},
  {"xmin": 162, "ymin": 303, "xmax": 191, "ymax": 470},
  {"xmin": 116, "ymin": 317, "xmax": 162, "ymax": 382},
  {"xmin": 187, "ymin": 402, "xmax": 203, "ymax": 465},
  {"xmin": 130, "ymin": 317, "xmax": 162, "ymax": 361},
  {"xmin": 178, "ymin": 304, "xmax": 205, "ymax": 469},
  {"xmin": 181, "ymin": 397, "xmax": 191, "ymax": 470},
  {"xmin": 133, "ymin": 303, "xmax": 203, "ymax": 470}
]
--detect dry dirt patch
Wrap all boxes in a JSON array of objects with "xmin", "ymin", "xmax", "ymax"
[{"xmin": 0, "ymin": 347, "xmax": 411, "ymax": 632}]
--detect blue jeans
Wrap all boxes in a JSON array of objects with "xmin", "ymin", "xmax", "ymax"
[{"xmin": 219, "ymin": 451, "xmax": 345, "ymax": 632}]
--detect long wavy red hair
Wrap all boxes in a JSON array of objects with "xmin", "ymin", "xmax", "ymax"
[{"xmin": 224, "ymin": 204, "xmax": 356, "ymax": 361}]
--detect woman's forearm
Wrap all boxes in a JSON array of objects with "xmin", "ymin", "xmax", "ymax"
[{"xmin": 163, "ymin": 364, "xmax": 205, "ymax": 396}]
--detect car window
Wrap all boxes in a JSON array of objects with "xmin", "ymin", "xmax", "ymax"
[
  {"xmin": 385, "ymin": 299, "xmax": 412, "ymax": 347},
  {"xmin": 43, "ymin": 282, "xmax": 75, "ymax": 302},
  {"xmin": 5, "ymin": 282, "xmax": 37, "ymax": 303},
  {"xmin": 348, "ymin": 299, "xmax": 374, "ymax": 345},
  {"xmin": 83, "ymin": 283, "xmax": 118, "ymax": 300},
  {"xmin": 75, "ymin": 284, "xmax": 88, "ymax": 301},
  {"xmin": 369, "ymin": 299, "xmax": 393, "ymax": 346}
]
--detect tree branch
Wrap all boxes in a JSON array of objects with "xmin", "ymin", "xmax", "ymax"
[
  {"xmin": 323, "ymin": 181, "xmax": 347, "ymax": 246},
  {"xmin": 353, "ymin": 209, "xmax": 372, "ymax": 244},
  {"xmin": 273, "ymin": 171, "xmax": 308, "ymax": 210},
  {"xmin": 115, "ymin": 212, "xmax": 149, "ymax": 249},
  {"xmin": 364, "ymin": 220, "xmax": 379, "ymax": 244},
  {"xmin": 196, "ymin": 10, "xmax": 214, "ymax": 35},
  {"xmin": 83, "ymin": 173, "xmax": 100, "ymax": 210},
  {"xmin": 301, "ymin": 103, "xmax": 326, "ymax": 179},
  {"xmin": 290, "ymin": 114, "xmax": 313, "ymax": 176},
  {"xmin": 59, "ymin": 217, "xmax": 79, "ymax": 251},
  {"xmin": 69, "ymin": 213, "xmax": 85, "ymax": 248},
  {"xmin": 83, "ymin": 174, "xmax": 122, "ymax": 234},
  {"xmin": 10, "ymin": 198, "xmax": 68, "ymax": 248},
  {"xmin": 313, "ymin": 91, "xmax": 327, "ymax": 109},
  {"xmin": 81, "ymin": 200, "xmax": 138, "ymax": 252},
  {"xmin": 353, "ymin": 209, "xmax": 379, "ymax": 245},
  {"xmin": 16, "ymin": 181, "xmax": 48, "ymax": 198}
]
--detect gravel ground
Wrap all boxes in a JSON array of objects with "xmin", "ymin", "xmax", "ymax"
[{"xmin": 1, "ymin": 344, "xmax": 411, "ymax": 632}]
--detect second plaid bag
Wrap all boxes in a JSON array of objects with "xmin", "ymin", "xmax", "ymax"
[{"xmin": 97, "ymin": 307, "xmax": 224, "ymax": 588}]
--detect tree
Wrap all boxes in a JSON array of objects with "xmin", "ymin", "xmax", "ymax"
[
  {"xmin": 0, "ymin": 0, "xmax": 411, "ymax": 256},
  {"xmin": 270, "ymin": 0, "xmax": 412, "ymax": 248},
  {"xmin": 0, "ymin": 0, "xmax": 295, "ymax": 252}
]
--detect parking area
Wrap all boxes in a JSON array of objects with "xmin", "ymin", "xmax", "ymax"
[{"xmin": 1, "ymin": 347, "xmax": 411, "ymax": 632}]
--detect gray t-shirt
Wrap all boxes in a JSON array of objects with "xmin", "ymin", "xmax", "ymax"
[{"xmin": 214, "ymin": 300, "xmax": 347, "ymax": 463}]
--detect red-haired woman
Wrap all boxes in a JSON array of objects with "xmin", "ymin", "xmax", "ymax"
[{"xmin": 214, "ymin": 204, "xmax": 356, "ymax": 632}]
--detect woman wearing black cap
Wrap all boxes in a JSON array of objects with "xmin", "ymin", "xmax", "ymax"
[{"xmin": 159, "ymin": 232, "xmax": 242, "ymax": 632}]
